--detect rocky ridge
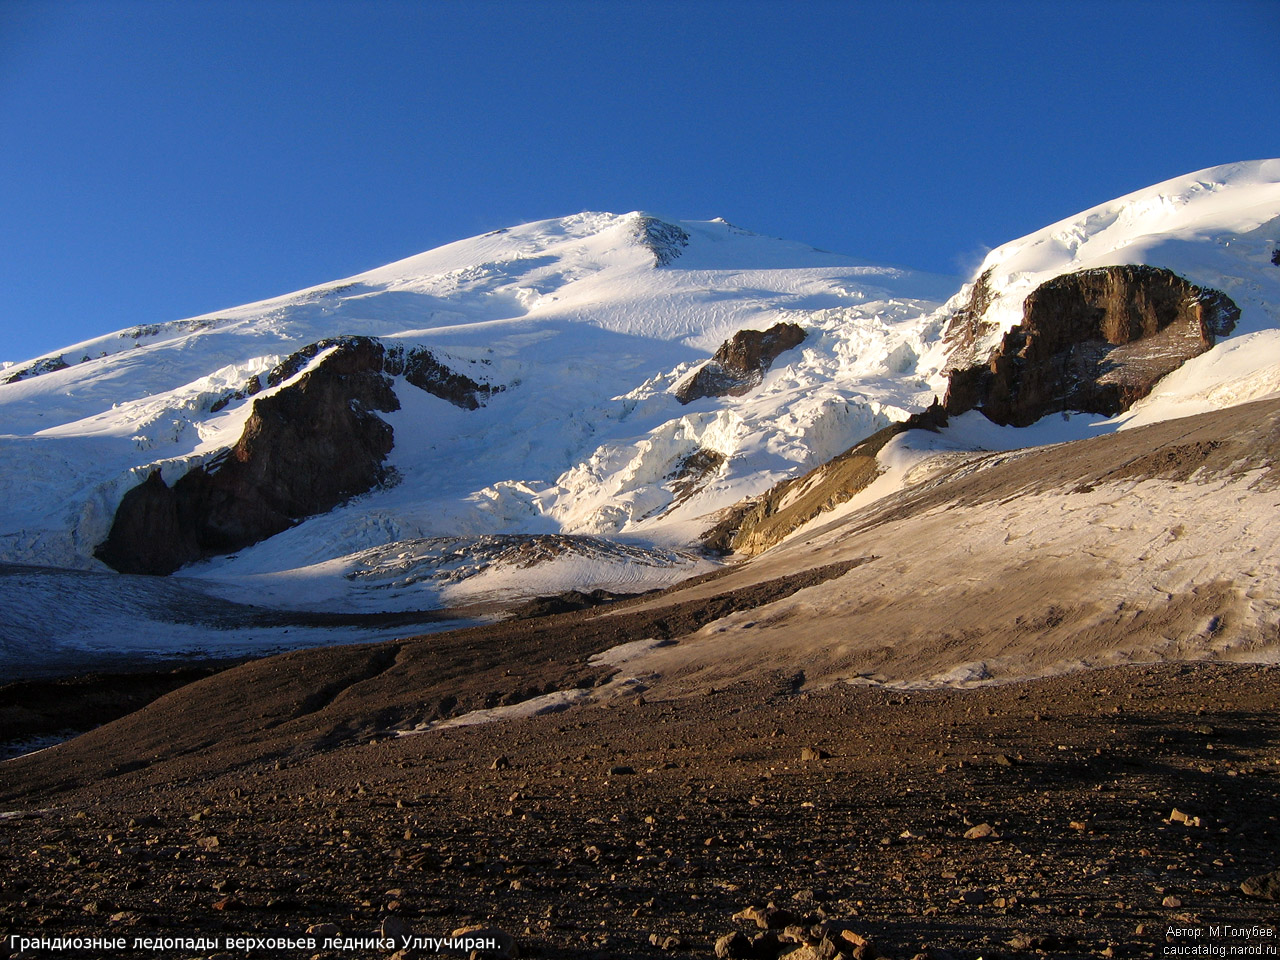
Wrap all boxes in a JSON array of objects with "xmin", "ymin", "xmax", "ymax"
[
  {"xmin": 701, "ymin": 403, "xmax": 948, "ymax": 558},
  {"xmin": 705, "ymin": 264, "xmax": 1244, "ymax": 557},
  {"xmin": 633, "ymin": 216, "xmax": 691, "ymax": 267}
]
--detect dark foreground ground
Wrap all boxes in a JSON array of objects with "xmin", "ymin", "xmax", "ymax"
[{"xmin": 2, "ymin": 660, "xmax": 1279, "ymax": 960}]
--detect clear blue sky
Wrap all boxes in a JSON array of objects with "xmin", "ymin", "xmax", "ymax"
[{"xmin": 2, "ymin": 0, "xmax": 1277, "ymax": 364}]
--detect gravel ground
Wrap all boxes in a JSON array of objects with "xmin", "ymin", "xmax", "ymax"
[{"xmin": 3, "ymin": 661, "xmax": 1279, "ymax": 960}]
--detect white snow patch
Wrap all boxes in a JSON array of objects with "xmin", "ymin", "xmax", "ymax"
[
  {"xmin": 401, "ymin": 689, "xmax": 594, "ymax": 733},
  {"xmin": 588, "ymin": 637, "xmax": 677, "ymax": 667}
]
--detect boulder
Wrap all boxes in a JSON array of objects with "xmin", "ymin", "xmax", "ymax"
[{"xmin": 1241, "ymin": 868, "xmax": 1280, "ymax": 901}]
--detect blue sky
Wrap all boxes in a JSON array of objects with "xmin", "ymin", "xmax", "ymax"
[{"xmin": 2, "ymin": 0, "xmax": 1277, "ymax": 364}]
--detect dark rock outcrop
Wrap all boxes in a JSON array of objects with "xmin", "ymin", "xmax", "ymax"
[
  {"xmin": 384, "ymin": 345, "xmax": 503, "ymax": 410},
  {"xmin": 208, "ymin": 373, "xmax": 265, "ymax": 413},
  {"xmin": 210, "ymin": 341, "xmax": 501, "ymax": 415},
  {"xmin": 97, "ymin": 337, "xmax": 399, "ymax": 575},
  {"xmin": 944, "ymin": 265, "xmax": 1239, "ymax": 427},
  {"xmin": 99, "ymin": 335, "xmax": 508, "ymax": 573},
  {"xmin": 94, "ymin": 470, "xmax": 204, "ymax": 575},
  {"xmin": 668, "ymin": 448, "xmax": 727, "ymax": 508},
  {"xmin": 676, "ymin": 323, "xmax": 806, "ymax": 405},
  {"xmin": 3, "ymin": 355, "xmax": 70, "ymax": 384},
  {"xmin": 633, "ymin": 216, "xmax": 690, "ymax": 267}
]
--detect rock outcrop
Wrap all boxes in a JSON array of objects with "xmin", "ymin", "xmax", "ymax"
[
  {"xmin": 96, "ymin": 337, "xmax": 399, "ymax": 574},
  {"xmin": 939, "ymin": 268, "xmax": 998, "ymax": 373},
  {"xmin": 3, "ymin": 355, "xmax": 70, "ymax": 384},
  {"xmin": 98, "ymin": 335, "xmax": 510, "ymax": 574},
  {"xmin": 702, "ymin": 402, "xmax": 949, "ymax": 557},
  {"xmin": 675, "ymin": 323, "xmax": 806, "ymax": 405},
  {"xmin": 944, "ymin": 265, "xmax": 1239, "ymax": 427},
  {"xmin": 383, "ymin": 345, "xmax": 503, "ymax": 410},
  {"xmin": 633, "ymin": 216, "xmax": 690, "ymax": 267},
  {"xmin": 703, "ymin": 265, "xmax": 1242, "ymax": 558}
]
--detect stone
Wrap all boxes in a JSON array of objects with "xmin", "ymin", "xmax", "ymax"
[
  {"xmin": 382, "ymin": 915, "xmax": 413, "ymax": 939},
  {"xmin": 714, "ymin": 931, "xmax": 753, "ymax": 959},
  {"xmin": 783, "ymin": 943, "xmax": 838, "ymax": 960},
  {"xmin": 450, "ymin": 925, "xmax": 519, "ymax": 959},
  {"xmin": 800, "ymin": 747, "xmax": 829, "ymax": 762},
  {"xmin": 1241, "ymin": 869, "xmax": 1280, "ymax": 901},
  {"xmin": 732, "ymin": 904, "xmax": 800, "ymax": 929},
  {"xmin": 837, "ymin": 929, "xmax": 878, "ymax": 959},
  {"xmin": 748, "ymin": 931, "xmax": 784, "ymax": 959},
  {"xmin": 649, "ymin": 933, "xmax": 684, "ymax": 950},
  {"xmin": 963, "ymin": 823, "xmax": 999, "ymax": 840}
]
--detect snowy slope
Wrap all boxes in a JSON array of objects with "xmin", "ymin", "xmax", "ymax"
[
  {"xmin": 2, "ymin": 162, "xmax": 1279, "ymax": 672},
  {"xmin": 705, "ymin": 162, "xmax": 1280, "ymax": 560},
  {"xmin": 0, "ymin": 212, "xmax": 955, "ymax": 615},
  {"xmin": 845, "ymin": 159, "xmax": 1280, "ymax": 538},
  {"xmin": 932, "ymin": 159, "xmax": 1280, "ymax": 371}
]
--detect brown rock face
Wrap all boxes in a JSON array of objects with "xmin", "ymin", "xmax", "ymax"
[
  {"xmin": 96, "ymin": 337, "xmax": 399, "ymax": 575},
  {"xmin": 702, "ymin": 401, "xmax": 950, "ymax": 557},
  {"xmin": 944, "ymin": 265, "xmax": 1239, "ymax": 427},
  {"xmin": 675, "ymin": 322, "xmax": 806, "ymax": 404},
  {"xmin": 939, "ymin": 268, "xmax": 998, "ymax": 373}
]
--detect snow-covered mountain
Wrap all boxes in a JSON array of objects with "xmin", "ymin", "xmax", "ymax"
[
  {"xmin": 2, "ymin": 162, "xmax": 1279, "ymax": 671},
  {"xmin": 0, "ymin": 213, "xmax": 954, "ymax": 627},
  {"xmin": 939, "ymin": 159, "xmax": 1280, "ymax": 368}
]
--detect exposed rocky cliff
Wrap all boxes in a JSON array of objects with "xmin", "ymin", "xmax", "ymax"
[
  {"xmin": 944, "ymin": 265, "xmax": 1239, "ymax": 426},
  {"xmin": 675, "ymin": 322, "xmax": 806, "ymax": 404},
  {"xmin": 708, "ymin": 265, "xmax": 1244, "ymax": 559},
  {"xmin": 938, "ymin": 268, "xmax": 998, "ymax": 373},
  {"xmin": 97, "ymin": 337, "xmax": 400, "ymax": 574}
]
